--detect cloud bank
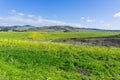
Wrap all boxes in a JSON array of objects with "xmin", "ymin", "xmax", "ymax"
[{"xmin": 0, "ymin": 10, "xmax": 84, "ymax": 27}]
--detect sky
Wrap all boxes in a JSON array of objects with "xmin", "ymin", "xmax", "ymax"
[{"xmin": 0, "ymin": 0, "xmax": 120, "ymax": 30}]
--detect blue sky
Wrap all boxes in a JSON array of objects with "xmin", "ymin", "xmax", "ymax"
[{"xmin": 0, "ymin": 0, "xmax": 120, "ymax": 29}]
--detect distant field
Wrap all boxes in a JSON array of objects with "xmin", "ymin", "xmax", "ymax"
[{"xmin": 0, "ymin": 31, "xmax": 120, "ymax": 40}]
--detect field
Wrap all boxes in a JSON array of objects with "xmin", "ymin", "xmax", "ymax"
[
  {"xmin": 0, "ymin": 31, "xmax": 120, "ymax": 40},
  {"xmin": 0, "ymin": 31, "xmax": 120, "ymax": 80}
]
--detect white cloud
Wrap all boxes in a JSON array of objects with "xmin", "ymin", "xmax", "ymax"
[
  {"xmin": 27, "ymin": 14, "xmax": 35, "ymax": 18},
  {"xmin": 86, "ymin": 17, "xmax": 94, "ymax": 23},
  {"xmin": 17, "ymin": 13, "xmax": 24, "ymax": 16},
  {"xmin": 0, "ymin": 16, "xmax": 66, "ymax": 25},
  {"xmin": 86, "ymin": 19, "xmax": 94, "ymax": 23},
  {"xmin": 113, "ymin": 12, "xmax": 120, "ymax": 17},
  {"xmin": 10, "ymin": 9, "xmax": 16, "ymax": 14},
  {"xmin": 81, "ymin": 17, "xmax": 85, "ymax": 19},
  {"xmin": 0, "ymin": 10, "xmax": 84, "ymax": 27},
  {"xmin": 81, "ymin": 17, "xmax": 94, "ymax": 23}
]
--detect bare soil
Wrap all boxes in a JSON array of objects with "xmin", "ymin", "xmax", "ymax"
[
  {"xmin": 76, "ymin": 67, "xmax": 90, "ymax": 76},
  {"xmin": 52, "ymin": 34, "xmax": 120, "ymax": 47}
]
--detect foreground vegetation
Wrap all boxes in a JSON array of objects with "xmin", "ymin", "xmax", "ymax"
[
  {"xmin": 0, "ymin": 31, "xmax": 120, "ymax": 80},
  {"xmin": 0, "ymin": 39, "xmax": 119, "ymax": 80}
]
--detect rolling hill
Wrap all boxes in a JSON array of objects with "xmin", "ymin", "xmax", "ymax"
[{"xmin": 0, "ymin": 25, "xmax": 120, "ymax": 32}]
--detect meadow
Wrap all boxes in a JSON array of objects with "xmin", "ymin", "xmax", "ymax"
[
  {"xmin": 0, "ymin": 31, "xmax": 120, "ymax": 39},
  {"xmin": 0, "ymin": 31, "xmax": 120, "ymax": 80}
]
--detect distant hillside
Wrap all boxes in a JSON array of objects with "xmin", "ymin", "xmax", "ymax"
[
  {"xmin": 0, "ymin": 25, "xmax": 120, "ymax": 32},
  {"xmin": 28, "ymin": 26, "xmax": 96, "ymax": 32}
]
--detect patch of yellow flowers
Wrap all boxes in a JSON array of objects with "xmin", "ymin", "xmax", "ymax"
[{"xmin": 29, "ymin": 32, "xmax": 44, "ymax": 38}]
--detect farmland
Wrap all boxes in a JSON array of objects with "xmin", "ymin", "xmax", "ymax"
[
  {"xmin": 0, "ymin": 31, "xmax": 120, "ymax": 40},
  {"xmin": 0, "ymin": 31, "xmax": 120, "ymax": 80}
]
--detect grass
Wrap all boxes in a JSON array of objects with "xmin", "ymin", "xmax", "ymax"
[
  {"xmin": 0, "ymin": 39, "xmax": 119, "ymax": 80},
  {"xmin": 0, "ymin": 31, "xmax": 119, "ymax": 40},
  {"xmin": 0, "ymin": 31, "xmax": 120, "ymax": 80},
  {"xmin": 0, "ymin": 32, "xmax": 29, "ymax": 39}
]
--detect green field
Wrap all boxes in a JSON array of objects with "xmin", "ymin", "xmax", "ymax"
[
  {"xmin": 0, "ymin": 31, "xmax": 120, "ymax": 80},
  {"xmin": 0, "ymin": 31, "xmax": 120, "ymax": 40}
]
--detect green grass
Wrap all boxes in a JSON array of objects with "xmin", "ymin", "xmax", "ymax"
[
  {"xmin": 0, "ymin": 32, "xmax": 29, "ymax": 39},
  {"xmin": 0, "ymin": 39, "xmax": 120, "ymax": 80},
  {"xmin": 0, "ymin": 31, "xmax": 120, "ymax": 80},
  {"xmin": 0, "ymin": 31, "xmax": 120, "ymax": 40}
]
